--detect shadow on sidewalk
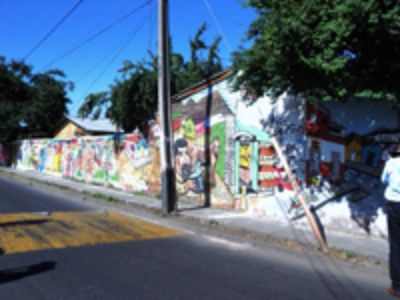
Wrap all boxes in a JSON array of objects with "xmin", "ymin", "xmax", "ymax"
[{"xmin": 311, "ymin": 207, "xmax": 327, "ymax": 245}]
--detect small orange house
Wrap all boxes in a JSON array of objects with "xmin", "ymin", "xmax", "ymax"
[{"xmin": 54, "ymin": 116, "xmax": 122, "ymax": 138}]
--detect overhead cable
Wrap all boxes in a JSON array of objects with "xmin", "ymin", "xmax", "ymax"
[
  {"xmin": 202, "ymin": 0, "xmax": 233, "ymax": 53},
  {"xmin": 23, "ymin": 0, "xmax": 85, "ymax": 61},
  {"xmin": 75, "ymin": 10, "xmax": 152, "ymax": 112},
  {"xmin": 41, "ymin": 0, "xmax": 151, "ymax": 70}
]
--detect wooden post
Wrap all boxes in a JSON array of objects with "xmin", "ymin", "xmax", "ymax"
[{"xmin": 270, "ymin": 136, "xmax": 328, "ymax": 252}]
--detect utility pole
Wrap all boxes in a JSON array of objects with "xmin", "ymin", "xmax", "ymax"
[{"xmin": 158, "ymin": 0, "xmax": 176, "ymax": 214}]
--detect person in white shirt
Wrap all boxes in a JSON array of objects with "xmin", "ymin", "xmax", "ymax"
[{"xmin": 382, "ymin": 147, "xmax": 400, "ymax": 298}]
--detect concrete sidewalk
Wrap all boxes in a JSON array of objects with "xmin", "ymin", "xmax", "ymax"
[{"xmin": 0, "ymin": 167, "xmax": 388, "ymax": 262}]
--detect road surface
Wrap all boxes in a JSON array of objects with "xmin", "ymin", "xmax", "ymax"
[{"xmin": 0, "ymin": 175, "xmax": 391, "ymax": 299}]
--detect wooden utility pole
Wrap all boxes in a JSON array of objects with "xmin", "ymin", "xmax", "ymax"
[
  {"xmin": 158, "ymin": 0, "xmax": 176, "ymax": 214},
  {"xmin": 270, "ymin": 136, "xmax": 328, "ymax": 252}
]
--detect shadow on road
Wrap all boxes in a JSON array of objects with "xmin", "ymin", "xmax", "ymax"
[
  {"xmin": 0, "ymin": 261, "xmax": 56, "ymax": 284},
  {"xmin": 0, "ymin": 219, "xmax": 50, "ymax": 228}
]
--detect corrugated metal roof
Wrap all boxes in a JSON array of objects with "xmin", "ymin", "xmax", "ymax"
[
  {"xmin": 172, "ymin": 69, "xmax": 233, "ymax": 102},
  {"xmin": 67, "ymin": 117, "xmax": 122, "ymax": 133}
]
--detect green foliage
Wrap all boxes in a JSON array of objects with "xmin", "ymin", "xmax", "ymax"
[
  {"xmin": 78, "ymin": 23, "xmax": 223, "ymax": 132},
  {"xmin": 233, "ymin": 0, "xmax": 400, "ymax": 102},
  {"xmin": 78, "ymin": 92, "xmax": 109, "ymax": 120},
  {"xmin": 109, "ymin": 60, "xmax": 158, "ymax": 133},
  {"xmin": 0, "ymin": 57, "xmax": 71, "ymax": 141}
]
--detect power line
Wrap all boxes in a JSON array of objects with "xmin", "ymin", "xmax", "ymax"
[
  {"xmin": 23, "ymin": 0, "xmax": 85, "ymax": 61},
  {"xmin": 0, "ymin": 0, "xmax": 84, "ymax": 100},
  {"xmin": 41, "ymin": 0, "xmax": 151, "ymax": 71},
  {"xmin": 74, "ymin": 0, "xmax": 156, "ymax": 86},
  {"xmin": 0, "ymin": 0, "xmax": 150, "ymax": 101},
  {"xmin": 74, "ymin": 11, "xmax": 151, "ymax": 114},
  {"xmin": 202, "ymin": 0, "xmax": 233, "ymax": 53},
  {"xmin": 215, "ymin": 14, "xmax": 248, "ymax": 28},
  {"xmin": 73, "ymin": 29, "xmax": 135, "ymax": 85},
  {"xmin": 69, "ymin": 16, "xmax": 147, "ymax": 114}
]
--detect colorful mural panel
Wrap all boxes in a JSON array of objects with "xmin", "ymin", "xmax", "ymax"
[
  {"xmin": 13, "ymin": 133, "xmax": 161, "ymax": 196},
  {"xmin": 173, "ymin": 115, "xmax": 227, "ymax": 198},
  {"xmin": 171, "ymin": 89, "xmax": 234, "ymax": 207}
]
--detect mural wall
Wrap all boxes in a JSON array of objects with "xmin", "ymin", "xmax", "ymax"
[
  {"xmin": 257, "ymin": 97, "xmax": 399, "ymax": 194},
  {"xmin": 304, "ymin": 100, "xmax": 400, "ymax": 187},
  {"xmin": 12, "ymin": 132, "xmax": 161, "ymax": 197},
  {"xmin": 5, "ymin": 70, "xmax": 398, "ymax": 237},
  {"xmin": 172, "ymin": 90, "xmax": 235, "ymax": 207},
  {"xmin": 257, "ymin": 94, "xmax": 308, "ymax": 192}
]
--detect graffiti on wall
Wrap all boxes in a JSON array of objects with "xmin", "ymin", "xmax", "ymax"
[
  {"xmin": 13, "ymin": 133, "xmax": 161, "ymax": 196},
  {"xmin": 173, "ymin": 115, "xmax": 226, "ymax": 196},
  {"xmin": 306, "ymin": 102, "xmax": 400, "ymax": 187},
  {"xmin": 239, "ymin": 142, "xmax": 252, "ymax": 188},
  {"xmin": 172, "ymin": 90, "xmax": 234, "ymax": 206},
  {"xmin": 260, "ymin": 96, "xmax": 307, "ymax": 190}
]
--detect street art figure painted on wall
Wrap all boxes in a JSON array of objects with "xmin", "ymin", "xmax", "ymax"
[
  {"xmin": 239, "ymin": 142, "xmax": 252, "ymax": 188},
  {"xmin": 173, "ymin": 122, "xmax": 225, "ymax": 196},
  {"xmin": 175, "ymin": 138, "xmax": 204, "ymax": 194}
]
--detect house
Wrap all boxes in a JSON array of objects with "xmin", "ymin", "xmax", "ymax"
[
  {"xmin": 54, "ymin": 116, "xmax": 122, "ymax": 138},
  {"xmin": 171, "ymin": 69, "xmax": 270, "ymax": 207},
  {"xmin": 305, "ymin": 103, "xmax": 346, "ymax": 183},
  {"xmin": 345, "ymin": 133, "xmax": 364, "ymax": 163},
  {"xmin": 361, "ymin": 143, "xmax": 384, "ymax": 168}
]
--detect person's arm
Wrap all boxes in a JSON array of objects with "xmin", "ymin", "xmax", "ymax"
[{"xmin": 381, "ymin": 160, "xmax": 391, "ymax": 185}]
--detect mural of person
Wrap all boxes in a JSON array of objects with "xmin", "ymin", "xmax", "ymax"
[
  {"xmin": 182, "ymin": 117, "xmax": 196, "ymax": 140},
  {"xmin": 174, "ymin": 139, "xmax": 205, "ymax": 194},
  {"xmin": 210, "ymin": 137, "xmax": 220, "ymax": 185},
  {"xmin": 239, "ymin": 142, "xmax": 252, "ymax": 188},
  {"xmin": 187, "ymin": 145, "xmax": 204, "ymax": 193},
  {"xmin": 175, "ymin": 139, "xmax": 192, "ymax": 194},
  {"xmin": 148, "ymin": 119, "xmax": 160, "ymax": 143}
]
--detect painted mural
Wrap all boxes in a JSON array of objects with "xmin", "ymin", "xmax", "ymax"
[
  {"xmin": 12, "ymin": 132, "xmax": 161, "ymax": 196},
  {"xmin": 258, "ymin": 95, "xmax": 308, "ymax": 192},
  {"xmin": 172, "ymin": 89, "xmax": 233, "ymax": 207},
  {"xmin": 5, "ymin": 69, "xmax": 397, "ymax": 239}
]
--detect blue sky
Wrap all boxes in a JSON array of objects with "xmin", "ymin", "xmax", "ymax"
[{"xmin": 0, "ymin": 0, "xmax": 256, "ymax": 116}]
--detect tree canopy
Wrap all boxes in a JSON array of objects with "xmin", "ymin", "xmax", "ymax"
[
  {"xmin": 0, "ymin": 57, "xmax": 72, "ymax": 141},
  {"xmin": 233, "ymin": 0, "xmax": 400, "ymax": 102},
  {"xmin": 78, "ymin": 23, "xmax": 223, "ymax": 133}
]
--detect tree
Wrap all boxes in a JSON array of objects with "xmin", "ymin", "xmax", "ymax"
[
  {"xmin": 0, "ymin": 57, "xmax": 31, "ymax": 141},
  {"xmin": 78, "ymin": 23, "xmax": 223, "ymax": 132},
  {"xmin": 233, "ymin": 0, "xmax": 400, "ymax": 102},
  {"xmin": 25, "ymin": 70, "xmax": 72, "ymax": 136},
  {"xmin": 0, "ymin": 56, "xmax": 72, "ymax": 141}
]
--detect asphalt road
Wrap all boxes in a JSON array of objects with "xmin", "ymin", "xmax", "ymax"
[{"xmin": 0, "ymin": 176, "xmax": 392, "ymax": 300}]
